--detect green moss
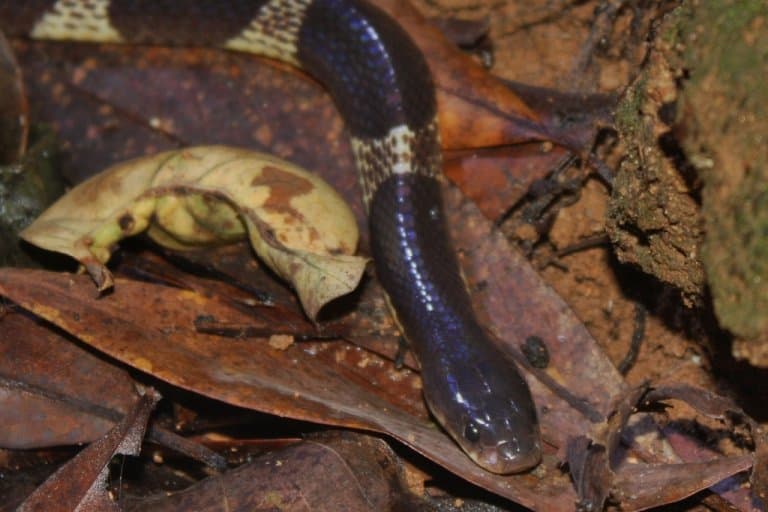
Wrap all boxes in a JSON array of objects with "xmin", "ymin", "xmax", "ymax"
[
  {"xmin": 659, "ymin": 1, "xmax": 692, "ymax": 48},
  {"xmin": 608, "ymin": 2, "xmax": 705, "ymax": 297},
  {"xmin": 0, "ymin": 128, "xmax": 64, "ymax": 266},
  {"xmin": 614, "ymin": 75, "xmax": 647, "ymax": 139},
  {"xmin": 676, "ymin": 1, "xmax": 768, "ymax": 339}
]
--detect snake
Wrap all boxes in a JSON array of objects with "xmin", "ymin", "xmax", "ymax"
[{"xmin": 0, "ymin": 0, "xmax": 541, "ymax": 473}]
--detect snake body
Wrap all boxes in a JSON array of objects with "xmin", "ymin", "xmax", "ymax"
[{"xmin": 1, "ymin": 0, "xmax": 541, "ymax": 473}]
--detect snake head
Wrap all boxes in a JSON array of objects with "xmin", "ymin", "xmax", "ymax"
[{"xmin": 421, "ymin": 345, "xmax": 541, "ymax": 474}]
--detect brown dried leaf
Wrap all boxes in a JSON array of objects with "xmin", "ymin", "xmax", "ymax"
[
  {"xmin": 646, "ymin": 384, "xmax": 768, "ymax": 505},
  {"xmin": 17, "ymin": 389, "xmax": 159, "ymax": 512},
  {"xmin": 0, "ymin": 268, "xmax": 576, "ymax": 509},
  {"xmin": 662, "ymin": 427, "xmax": 763, "ymax": 511},
  {"xmin": 133, "ymin": 247, "xmax": 414, "ymax": 370},
  {"xmin": 445, "ymin": 183, "xmax": 623, "ymax": 433},
  {"xmin": 12, "ymin": 41, "xmax": 354, "ymax": 197},
  {"xmin": 567, "ymin": 384, "xmax": 761, "ymax": 510},
  {"xmin": 444, "ymin": 144, "xmax": 571, "ymax": 221},
  {"xmin": 645, "ymin": 385, "xmax": 756, "ymax": 421},
  {"xmin": 431, "ymin": 16, "xmax": 490, "ymax": 47},
  {"xmin": 20, "ymin": 146, "xmax": 366, "ymax": 319},
  {"xmin": 612, "ymin": 456, "xmax": 754, "ymax": 512},
  {"xmin": 375, "ymin": 0, "xmax": 605, "ymax": 153},
  {"xmin": 129, "ymin": 176, "xmax": 635, "ymax": 508},
  {"xmin": 566, "ymin": 436, "xmax": 610, "ymax": 510},
  {"xmin": 126, "ymin": 432, "xmax": 416, "ymax": 512},
  {"xmin": 0, "ymin": 313, "xmax": 138, "ymax": 448}
]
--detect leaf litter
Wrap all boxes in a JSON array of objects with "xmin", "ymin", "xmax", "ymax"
[{"xmin": 0, "ymin": 0, "xmax": 764, "ymax": 509}]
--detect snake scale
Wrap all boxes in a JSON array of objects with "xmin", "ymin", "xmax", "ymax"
[{"xmin": 0, "ymin": 0, "xmax": 541, "ymax": 473}]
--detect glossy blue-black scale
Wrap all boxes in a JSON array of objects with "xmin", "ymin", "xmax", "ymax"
[
  {"xmin": 298, "ymin": 0, "xmax": 434, "ymax": 137},
  {"xmin": 369, "ymin": 173, "xmax": 541, "ymax": 473}
]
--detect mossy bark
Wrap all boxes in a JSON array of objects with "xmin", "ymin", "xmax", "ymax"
[
  {"xmin": 676, "ymin": 0, "xmax": 768, "ymax": 362},
  {"xmin": 610, "ymin": 0, "xmax": 768, "ymax": 364},
  {"xmin": 608, "ymin": 5, "xmax": 704, "ymax": 300}
]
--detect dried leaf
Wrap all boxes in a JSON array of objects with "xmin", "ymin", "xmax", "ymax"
[
  {"xmin": 0, "ymin": 268, "xmax": 576, "ymax": 509},
  {"xmin": 444, "ymin": 144, "xmax": 571, "ymax": 221},
  {"xmin": 613, "ymin": 456, "xmax": 754, "ymax": 512},
  {"xmin": 567, "ymin": 384, "xmax": 761, "ymax": 510},
  {"xmin": 662, "ymin": 427, "xmax": 762, "ymax": 511},
  {"xmin": 127, "ymin": 432, "xmax": 416, "ymax": 512},
  {"xmin": 566, "ymin": 436, "xmax": 610, "ymax": 511},
  {"xmin": 0, "ymin": 312, "xmax": 138, "ymax": 448},
  {"xmin": 17, "ymin": 389, "xmax": 159, "ymax": 512},
  {"xmin": 20, "ymin": 146, "xmax": 366, "ymax": 319},
  {"xmin": 431, "ymin": 16, "xmax": 490, "ymax": 47},
  {"xmin": 375, "ymin": 0, "xmax": 564, "ymax": 151}
]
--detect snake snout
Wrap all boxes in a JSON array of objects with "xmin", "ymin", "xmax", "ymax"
[{"xmin": 478, "ymin": 438, "xmax": 542, "ymax": 474}]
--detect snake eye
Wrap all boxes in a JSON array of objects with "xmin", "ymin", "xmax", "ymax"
[{"xmin": 464, "ymin": 421, "xmax": 481, "ymax": 443}]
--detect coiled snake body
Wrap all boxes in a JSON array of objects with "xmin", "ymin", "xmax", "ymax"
[{"xmin": 1, "ymin": 0, "xmax": 541, "ymax": 473}]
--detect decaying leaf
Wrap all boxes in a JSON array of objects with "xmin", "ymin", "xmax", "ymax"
[
  {"xmin": 16, "ymin": 389, "xmax": 160, "ymax": 512},
  {"xmin": 0, "ymin": 312, "xmax": 138, "ymax": 449},
  {"xmin": 0, "ymin": 268, "xmax": 574, "ymax": 509},
  {"xmin": 20, "ymin": 145, "xmax": 367, "ymax": 319},
  {"xmin": 567, "ymin": 384, "xmax": 763, "ymax": 511},
  {"xmin": 125, "ymin": 432, "xmax": 418, "ymax": 511}
]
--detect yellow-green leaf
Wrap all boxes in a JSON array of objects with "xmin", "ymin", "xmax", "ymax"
[{"xmin": 20, "ymin": 146, "xmax": 367, "ymax": 319}]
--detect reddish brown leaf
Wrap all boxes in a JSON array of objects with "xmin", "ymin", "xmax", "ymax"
[
  {"xmin": 663, "ymin": 427, "xmax": 763, "ymax": 512},
  {"xmin": 0, "ymin": 312, "xmax": 138, "ymax": 448},
  {"xmin": 13, "ymin": 41, "xmax": 360, "ymax": 204},
  {"xmin": 444, "ymin": 144, "xmax": 572, "ymax": 221},
  {"xmin": 17, "ymin": 389, "xmax": 159, "ymax": 512},
  {"xmin": 645, "ymin": 385, "xmax": 758, "ymax": 421},
  {"xmin": 374, "ymin": 0, "xmax": 606, "ymax": 153},
  {"xmin": 445, "ymin": 183, "xmax": 624, "ymax": 438},
  {"xmin": 646, "ymin": 385, "xmax": 768, "ymax": 507},
  {"xmin": 566, "ymin": 436, "xmax": 610, "ymax": 510},
  {"xmin": 119, "ymin": 248, "xmax": 410, "ymax": 368},
  {"xmin": 0, "ymin": 268, "xmax": 578, "ymax": 509},
  {"xmin": 567, "ymin": 384, "xmax": 761, "ymax": 510},
  {"xmin": 126, "ymin": 432, "xmax": 417, "ymax": 512},
  {"xmin": 566, "ymin": 385, "xmax": 647, "ymax": 510},
  {"xmin": 431, "ymin": 15, "xmax": 490, "ymax": 48},
  {"xmin": 502, "ymin": 80, "xmax": 616, "ymax": 151},
  {"xmin": 612, "ymin": 456, "xmax": 754, "ymax": 512}
]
